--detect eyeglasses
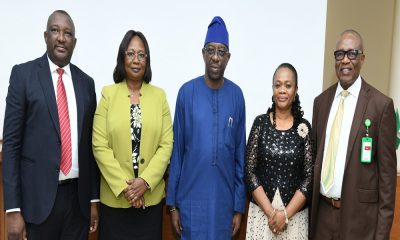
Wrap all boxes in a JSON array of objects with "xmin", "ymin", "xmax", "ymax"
[
  {"xmin": 333, "ymin": 49, "xmax": 363, "ymax": 61},
  {"xmin": 204, "ymin": 46, "xmax": 229, "ymax": 58},
  {"xmin": 125, "ymin": 50, "xmax": 147, "ymax": 62}
]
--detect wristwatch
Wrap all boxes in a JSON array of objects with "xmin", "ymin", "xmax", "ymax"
[{"xmin": 169, "ymin": 206, "xmax": 178, "ymax": 213}]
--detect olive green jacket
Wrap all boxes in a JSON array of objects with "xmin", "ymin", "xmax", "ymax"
[{"xmin": 93, "ymin": 81, "xmax": 173, "ymax": 208}]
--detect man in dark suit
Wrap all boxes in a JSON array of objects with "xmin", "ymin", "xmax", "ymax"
[
  {"xmin": 2, "ymin": 10, "xmax": 99, "ymax": 240},
  {"xmin": 310, "ymin": 29, "xmax": 397, "ymax": 239}
]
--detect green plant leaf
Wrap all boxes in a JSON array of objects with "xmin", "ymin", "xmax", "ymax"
[{"xmin": 396, "ymin": 109, "xmax": 400, "ymax": 150}]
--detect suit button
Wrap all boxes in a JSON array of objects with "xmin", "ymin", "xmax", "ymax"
[
  {"xmin": 140, "ymin": 159, "xmax": 145, "ymax": 164},
  {"xmin": 57, "ymin": 141, "xmax": 61, "ymax": 145}
]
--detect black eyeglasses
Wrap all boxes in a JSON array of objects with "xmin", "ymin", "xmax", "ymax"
[
  {"xmin": 334, "ymin": 49, "xmax": 363, "ymax": 61},
  {"xmin": 125, "ymin": 50, "xmax": 147, "ymax": 62},
  {"xmin": 204, "ymin": 46, "xmax": 229, "ymax": 57}
]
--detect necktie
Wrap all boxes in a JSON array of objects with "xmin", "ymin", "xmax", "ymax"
[
  {"xmin": 56, "ymin": 68, "xmax": 72, "ymax": 175},
  {"xmin": 321, "ymin": 90, "xmax": 350, "ymax": 192}
]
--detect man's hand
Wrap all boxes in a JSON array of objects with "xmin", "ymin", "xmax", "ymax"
[
  {"xmin": 170, "ymin": 209, "xmax": 183, "ymax": 237},
  {"xmin": 231, "ymin": 212, "xmax": 242, "ymax": 237},
  {"xmin": 89, "ymin": 202, "xmax": 99, "ymax": 233},
  {"xmin": 6, "ymin": 212, "xmax": 26, "ymax": 240}
]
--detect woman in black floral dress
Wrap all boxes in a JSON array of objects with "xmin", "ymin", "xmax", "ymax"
[{"xmin": 245, "ymin": 63, "xmax": 313, "ymax": 239}]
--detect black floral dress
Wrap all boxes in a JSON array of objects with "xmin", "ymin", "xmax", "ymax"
[{"xmin": 245, "ymin": 113, "xmax": 313, "ymax": 239}]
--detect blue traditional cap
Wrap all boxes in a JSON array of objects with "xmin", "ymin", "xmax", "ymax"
[{"xmin": 204, "ymin": 16, "xmax": 229, "ymax": 49}]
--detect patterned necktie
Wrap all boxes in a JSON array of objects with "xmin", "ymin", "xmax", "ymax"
[
  {"xmin": 56, "ymin": 68, "xmax": 72, "ymax": 175},
  {"xmin": 321, "ymin": 90, "xmax": 350, "ymax": 192}
]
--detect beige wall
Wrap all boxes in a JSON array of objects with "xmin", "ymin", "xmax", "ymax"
[
  {"xmin": 388, "ymin": 1, "xmax": 400, "ymax": 174},
  {"xmin": 323, "ymin": 0, "xmax": 396, "ymax": 93}
]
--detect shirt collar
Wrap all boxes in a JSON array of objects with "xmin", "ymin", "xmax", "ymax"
[
  {"xmin": 335, "ymin": 75, "xmax": 362, "ymax": 99},
  {"xmin": 47, "ymin": 55, "xmax": 71, "ymax": 77}
]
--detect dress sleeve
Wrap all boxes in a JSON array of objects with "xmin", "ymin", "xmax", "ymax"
[
  {"xmin": 233, "ymin": 93, "xmax": 246, "ymax": 213},
  {"xmin": 374, "ymin": 99, "xmax": 397, "ymax": 239},
  {"xmin": 298, "ymin": 120, "xmax": 313, "ymax": 201},
  {"xmin": 2, "ymin": 65, "xmax": 26, "ymax": 210},
  {"xmin": 166, "ymin": 88, "xmax": 185, "ymax": 207},
  {"xmin": 245, "ymin": 115, "xmax": 263, "ymax": 193}
]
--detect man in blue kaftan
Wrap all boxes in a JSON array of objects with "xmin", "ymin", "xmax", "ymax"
[{"xmin": 166, "ymin": 16, "xmax": 246, "ymax": 240}]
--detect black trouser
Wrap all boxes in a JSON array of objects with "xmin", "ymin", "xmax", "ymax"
[{"xmin": 26, "ymin": 180, "xmax": 89, "ymax": 240}]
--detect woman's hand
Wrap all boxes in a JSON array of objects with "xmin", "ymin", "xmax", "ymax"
[
  {"xmin": 123, "ymin": 178, "xmax": 148, "ymax": 207},
  {"xmin": 268, "ymin": 210, "xmax": 287, "ymax": 235},
  {"xmin": 132, "ymin": 196, "xmax": 145, "ymax": 209}
]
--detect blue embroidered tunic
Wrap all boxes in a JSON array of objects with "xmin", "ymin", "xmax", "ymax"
[{"xmin": 166, "ymin": 76, "xmax": 246, "ymax": 240}]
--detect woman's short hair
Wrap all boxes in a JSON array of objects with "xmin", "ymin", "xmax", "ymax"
[{"xmin": 113, "ymin": 30, "xmax": 152, "ymax": 83}]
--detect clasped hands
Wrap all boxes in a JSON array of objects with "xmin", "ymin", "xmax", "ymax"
[
  {"xmin": 123, "ymin": 177, "xmax": 148, "ymax": 209},
  {"xmin": 268, "ymin": 209, "xmax": 287, "ymax": 235}
]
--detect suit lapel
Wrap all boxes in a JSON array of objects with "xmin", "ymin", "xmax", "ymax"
[
  {"xmin": 37, "ymin": 54, "xmax": 60, "ymax": 138},
  {"xmin": 70, "ymin": 64, "xmax": 84, "ymax": 145},
  {"xmin": 316, "ymin": 85, "xmax": 337, "ymax": 166},
  {"xmin": 313, "ymin": 84, "xmax": 337, "ymax": 203},
  {"xmin": 345, "ymin": 79, "xmax": 370, "ymax": 168}
]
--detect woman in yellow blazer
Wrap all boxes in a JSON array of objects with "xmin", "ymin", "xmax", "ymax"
[{"xmin": 92, "ymin": 30, "xmax": 173, "ymax": 240}]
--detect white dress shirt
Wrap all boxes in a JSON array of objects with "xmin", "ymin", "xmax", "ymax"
[
  {"xmin": 48, "ymin": 56, "xmax": 79, "ymax": 180},
  {"xmin": 320, "ymin": 76, "xmax": 362, "ymax": 198},
  {"xmin": 49, "ymin": 58, "xmax": 99, "ymax": 204}
]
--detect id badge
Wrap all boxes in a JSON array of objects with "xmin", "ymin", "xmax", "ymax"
[{"xmin": 360, "ymin": 137, "xmax": 372, "ymax": 163}]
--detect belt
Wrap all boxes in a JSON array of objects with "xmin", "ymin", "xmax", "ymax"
[
  {"xmin": 321, "ymin": 194, "xmax": 341, "ymax": 209},
  {"xmin": 58, "ymin": 178, "xmax": 77, "ymax": 185}
]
